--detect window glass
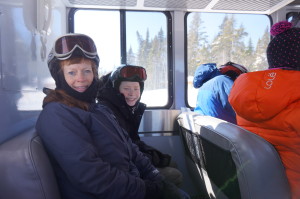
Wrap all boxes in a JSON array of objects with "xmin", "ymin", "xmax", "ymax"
[
  {"xmin": 287, "ymin": 12, "xmax": 300, "ymax": 27},
  {"xmin": 74, "ymin": 10, "xmax": 121, "ymax": 75},
  {"xmin": 126, "ymin": 11, "xmax": 168, "ymax": 107},
  {"xmin": 187, "ymin": 13, "xmax": 271, "ymax": 107},
  {"xmin": 73, "ymin": 10, "xmax": 169, "ymax": 107}
]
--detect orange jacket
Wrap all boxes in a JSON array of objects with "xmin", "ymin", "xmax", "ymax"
[{"xmin": 229, "ymin": 69, "xmax": 300, "ymax": 199}]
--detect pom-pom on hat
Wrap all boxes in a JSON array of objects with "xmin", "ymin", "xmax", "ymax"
[
  {"xmin": 267, "ymin": 21, "xmax": 300, "ymax": 70},
  {"xmin": 270, "ymin": 21, "xmax": 292, "ymax": 36}
]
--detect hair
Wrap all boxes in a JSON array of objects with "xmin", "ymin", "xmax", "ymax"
[
  {"xmin": 60, "ymin": 57, "xmax": 98, "ymax": 79},
  {"xmin": 43, "ymin": 89, "xmax": 90, "ymax": 110}
]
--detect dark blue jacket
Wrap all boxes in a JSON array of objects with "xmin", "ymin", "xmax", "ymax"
[
  {"xmin": 97, "ymin": 74, "xmax": 171, "ymax": 167},
  {"xmin": 36, "ymin": 102, "xmax": 161, "ymax": 199},
  {"xmin": 97, "ymin": 73, "xmax": 146, "ymax": 142},
  {"xmin": 193, "ymin": 63, "xmax": 236, "ymax": 124}
]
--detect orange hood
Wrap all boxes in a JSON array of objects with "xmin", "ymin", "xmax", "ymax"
[{"xmin": 229, "ymin": 69, "xmax": 300, "ymax": 122}]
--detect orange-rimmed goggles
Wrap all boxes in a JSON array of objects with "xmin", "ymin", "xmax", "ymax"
[{"xmin": 119, "ymin": 65, "xmax": 147, "ymax": 81}]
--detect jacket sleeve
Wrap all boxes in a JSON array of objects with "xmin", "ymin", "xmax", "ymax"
[
  {"xmin": 35, "ymin": 102, "xmax": 145, "ymax": 199},
  {"xmin": 127, "ymin": 134, "xmax": 164, "ymax": 181}
]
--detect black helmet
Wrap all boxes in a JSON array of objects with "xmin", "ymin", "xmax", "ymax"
[
  {"xmin": 110, "ymin": 64, "xmax": 147, "ymax": 92},
  {"xmin": 47, "ymin": 33, "xmax": 100, "ymax": 80}
]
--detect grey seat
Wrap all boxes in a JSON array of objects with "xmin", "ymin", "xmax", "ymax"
[
  {"xmin": 177, "ymin": 111, "xmax": 210, "ymax": 199},
  {"xmin": 177, "ymin": 112, "xmax": 291, "ymax": 199},
  {"xmin": 0, "ymin": 128, "xmax": 61, "ymax": 199}
]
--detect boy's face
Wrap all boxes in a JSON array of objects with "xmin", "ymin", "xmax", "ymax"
[{"xmin": 119, "ymin": 81, "xmax": 141, "ymax": 106}]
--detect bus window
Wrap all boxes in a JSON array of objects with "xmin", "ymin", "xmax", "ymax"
[
  {"xmin": 73, "ymin": 10, "xmax": 170, "ymax": 107},
  {"xmin": 126, "ymin": 11, "xmax": 169, "ymax": 107},
  {"xmin": 186, "ymin": 12, "xmax": 271, "ymax": 107},
  {"xmin": 74, "ymin": 10, "xmax": 121, "ymax": 75},
  {"xmin": 287, "ymin": 12, "xmax": 300, "ymax": 27}
]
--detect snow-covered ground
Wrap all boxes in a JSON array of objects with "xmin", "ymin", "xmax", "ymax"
[{"xmin": 17, "ymin": 77, "xmax": 199, "ymax": 110}]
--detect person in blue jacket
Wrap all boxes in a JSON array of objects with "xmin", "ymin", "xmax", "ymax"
[
  {"xmin": 193, "ymin": 62, "xmax": 248, "ymax": 124},
  {"xmin": 36, "ymin": 33, "xmax": 189, "ymax": 199}
]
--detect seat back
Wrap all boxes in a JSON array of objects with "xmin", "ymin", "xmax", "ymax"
[
  {"xmin": 177, "ymin": 111, "xmax": 210, "ymax": 199},
  {"xmin": 0, "ymin": 128, "xmax": 61, "ymax": 199},
  {"xmin": 177, "ymin": 112, "xmax": 291, "ymax": 199}
]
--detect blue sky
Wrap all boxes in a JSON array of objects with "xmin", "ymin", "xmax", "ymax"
[{"xmin": 194, "ymin": 12, "xmax": 270, "ymax": 47}]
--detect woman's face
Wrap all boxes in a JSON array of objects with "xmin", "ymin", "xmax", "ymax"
[
  {"xmin": 63, "ymin": 60, "xmax": 94, "ymax": 93},
  {"xmin": 119, "ymin": 81, "xmax": 141, "ymax": 106}
]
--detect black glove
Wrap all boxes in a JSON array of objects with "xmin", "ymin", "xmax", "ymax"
[
  {"xmin": 144, "ymin": 179, "xmax": 164, "ymax": 199},
  {"xmin": 147, "ymin": 149, "xmax": 171, "ymax": 167},
  {"xmin": 162, "ymin": 180, "xmax": 185, "ymax": 199},
  {"xmin": 136, "ymin": 141, "xmax": 172, "ymax": 168}
]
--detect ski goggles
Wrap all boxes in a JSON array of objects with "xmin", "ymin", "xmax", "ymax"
[
  {"xmin": 119, "ymin": 65, "xmax": 147, "ymax": 81},
  {"xmin": 52, "ymin": 34, "xmax": 98, "ymax": 60},
  {"xmin": 220, "ymin": 62, "xmax": 248, "ymax": 73}
]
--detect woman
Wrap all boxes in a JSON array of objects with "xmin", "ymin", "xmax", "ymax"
[
  {"xmin": 36, "ymin": 33, "xmax": 188, "ymax": 199},
  {"xmin": 229, "ymin": 21, "xmax": 300, "ymax": 199},
  {"xmin": 97, "ymin": 65, "xmax": 183, "ymax": 187}
]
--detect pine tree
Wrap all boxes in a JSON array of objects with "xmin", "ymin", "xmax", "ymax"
[
  {"xmin": 253, "ymin": 27, "xmax": 270, "ymax": 71},
  {"xmin": 187, "ymin": 13, "xmax": 209, "ymax": 76},
  {"xmin": 134, "ymin": 28, "xmax": 167, "ymax": 90},
  {"xmin": 136, "ymin": 29, "xmax": 151, "ymax": 67},
  {"xmin": 244, "ymin": 38, "xmax": 255, "ymax": 69},
  {"xmin": 211, "ymin": 15, "xmax": 248, "ymax": 66},
  {"xmin": 127, "ymin": 46, "xmax": 136, "ymax": 65},
  {"xmin": 154, "ymin": 28, "xmax": 167, "ymax": 89},
  {"xmin": 147, "ymin": 28, "xmax": 167, "ymax": 89}
]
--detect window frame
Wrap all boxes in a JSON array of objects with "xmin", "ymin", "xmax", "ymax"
[
  {"xmin": 184, "ymin": 11, "xmax": 272, "ymax": 109},
  {"xmin": 68, "ymin": 8, "xmax": 173, "ymax": 109}
]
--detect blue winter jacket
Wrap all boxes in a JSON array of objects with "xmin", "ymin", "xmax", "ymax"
[
  {"xmin": 36, "ymin": 102, "xmax": 161, "ymax": 199},
  {"xmin": 193, "ymin": 63, "xmax": 237, "ymax": 124}
]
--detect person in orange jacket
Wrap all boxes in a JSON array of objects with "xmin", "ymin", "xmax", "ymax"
[{"xmin": 229, "ymin": 21, "xmax": 300, "ymax": 199}]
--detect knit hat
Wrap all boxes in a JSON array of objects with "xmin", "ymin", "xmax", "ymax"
[{"xmin": 267, "ymin": 21, "xmax": 300, "ymax": 70}]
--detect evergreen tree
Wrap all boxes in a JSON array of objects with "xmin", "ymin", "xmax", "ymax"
[
  {"xmin": 187, "ymin": 13, "xmax": 208, "ymax": 75},
  {"xmin": 131, "ymin": 13, "xmax": 270, "ymax": 92},
  {"xmin": 230, "ymin": 24, "xmax": 248, "ymax": 64},
  {"xmin": 136, "ymin": 29, "xmax": 151, "ymax": 67},
  {"xmin": 253, "ymin": 27, "xmax": 270, "ymax": 71},
  {"xmin": 210, "ymin": 15, "xmax": 248, "ymax": 66},
  {"xmin": 147, "ymin": 28, "xmax": 167, "ymax": 89},
  {"xmin": 127, "ymin": 46, "xmax": 136, "ymax": 65},
  {"xmin": 154, "ymin": 28, "xmax": 167, "ymax": 89},
  {"xmin": 243, "ymin": 38, "xmax": 255, "ymax": 70},
  {"xmin": 134, "ymin": 28, "xmax": 167, "ymax": 90}
]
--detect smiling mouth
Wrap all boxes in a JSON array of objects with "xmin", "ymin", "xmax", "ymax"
[{"xmin": 74, "ymin": 86, "xmax": 88, "ymax": 92}]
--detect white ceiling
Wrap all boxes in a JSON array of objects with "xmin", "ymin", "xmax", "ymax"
[{"xmin": 62, "ymin": 0, "xmax": 296, "ymax": 14}]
